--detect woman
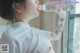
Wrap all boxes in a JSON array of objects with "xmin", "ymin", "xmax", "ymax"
[{"xmin": 0, "ymin": 0, "xmax": 66, "ymax": 53}]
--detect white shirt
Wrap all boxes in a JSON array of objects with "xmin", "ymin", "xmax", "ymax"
[{"xmin": 0, "ymin": 22, "xmax": 55, "ymax": 53}]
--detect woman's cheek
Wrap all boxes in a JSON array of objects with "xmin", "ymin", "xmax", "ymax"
[
  {"xmin": 28, "ymin": 5, "xmax": 39, "ymax": 17},
  {"xmin": 25, "ymin": 0, "xmax": 39, "ymax": 18}
]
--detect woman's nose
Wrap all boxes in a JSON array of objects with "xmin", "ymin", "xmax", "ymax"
[{"xmin": 36, "ymin": 1, "xmax": 40, "ymax": 5}]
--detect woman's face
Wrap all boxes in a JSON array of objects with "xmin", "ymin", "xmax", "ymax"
[{"xmin": 22, "ymin": 0, "xmax": 40, "ymax": 20}]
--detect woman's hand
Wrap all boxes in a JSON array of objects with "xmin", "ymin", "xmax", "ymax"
[
  {"xmin": 51, "ymin": 8, "xmax": 67, "ymax": 41},
  {"xmin": 58, "ymin": 9, "xmax": 66, "ymax": 18}
]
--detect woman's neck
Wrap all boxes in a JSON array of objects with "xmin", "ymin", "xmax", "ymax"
[{"xmin": 12, "ymin": 17, "xmax": 29, "ymax": 25}]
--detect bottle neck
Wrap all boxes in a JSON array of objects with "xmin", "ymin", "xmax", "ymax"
[{"xmin": 41, "ymin": 4, "xmax": 47, "ymax": 11}]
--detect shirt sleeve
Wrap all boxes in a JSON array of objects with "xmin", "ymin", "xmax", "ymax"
[
  {"xmin": 39, "ymin": 28, "xmax": 63, "ymax": 41},
  {"xmin": 31, "ymin": 27, "xmax": 52, "ymax": 41},
  {"xmin": 39, "ymin": 30, "xmax": 52, "ymax": 41}
]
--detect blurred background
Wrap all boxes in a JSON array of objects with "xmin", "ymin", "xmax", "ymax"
[{"xmin": 0, "ymin": 0, "xmax": 80, "ymax": 53}]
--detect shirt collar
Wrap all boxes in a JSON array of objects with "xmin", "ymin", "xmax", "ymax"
[{"xmin": 12, "ymin": 22, "xmax": 31, "ymax": 29}]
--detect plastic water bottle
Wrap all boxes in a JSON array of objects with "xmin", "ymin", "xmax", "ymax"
[{"xmin": 38, "ymin": 1, "xmax": 78, "ymax": 12}]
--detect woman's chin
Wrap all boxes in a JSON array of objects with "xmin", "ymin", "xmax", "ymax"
[
  {"xmin": 34, "ymin": 12, "xmax": 39, "ymax": 18},
  {"xmin": 29, "ymin": 13, "xmax": 39, "ymax": 20},
  {"xmin": 28, "ymin": 12, "xmax": 39, "ymax": 20}
]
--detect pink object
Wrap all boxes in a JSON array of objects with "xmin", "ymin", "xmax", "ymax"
[{"xmin": 37, "ymin": 5, "xmax": 41, "ymax": 12}]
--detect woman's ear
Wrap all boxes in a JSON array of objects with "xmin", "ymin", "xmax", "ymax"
[{"xmin": 12, "ymin": 2, "xmax": 24, "ymax": 14}]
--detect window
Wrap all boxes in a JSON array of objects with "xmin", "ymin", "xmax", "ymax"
[{"xmin": 67, "ymin": 0, "xmax": 80, "ymax": 53}]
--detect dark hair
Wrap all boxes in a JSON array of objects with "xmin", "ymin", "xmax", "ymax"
[{"xmin": 0, "ymin": 0, "xmax": 26, "ymax": 20}]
